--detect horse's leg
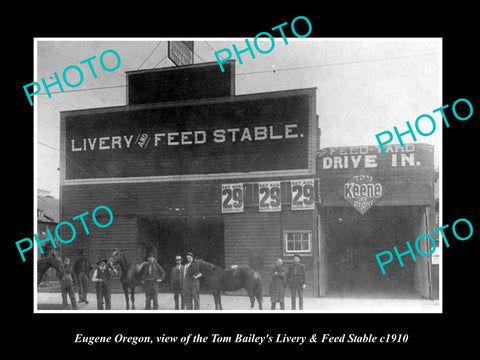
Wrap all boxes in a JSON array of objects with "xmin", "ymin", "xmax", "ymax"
[
  {"xmin": 249, "ymin": 295, "xmax": 255, "ymax": 309},
  {"xmin": 217, "ymin": 291, "xmax": 223, "ymax": 310},
  {"xmin": 123, "ymin": 284, "xmax": 130, "ymax": 310},
  {"xmin": 212, "ymin": 293, "xmax": 218, "ymax": 310},
  {"xmin": 131, "ymin": 286, "xmax": 135, "ymax": 310},
  {"xmin": 254, "ymin": 275, "xmax": 263, "ymax": 310},
  {"xmin": 256, "ymin": 295, "xmax": 263, "ymax": 310},
  {"xmin": 245, "ymin": 281, "xmax": 255, "ymax": 310}
]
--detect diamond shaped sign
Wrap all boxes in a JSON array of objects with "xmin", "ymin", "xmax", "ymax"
[{"xmin": 341, "ymin": 171, "xmax": 385, "ymax": 214}]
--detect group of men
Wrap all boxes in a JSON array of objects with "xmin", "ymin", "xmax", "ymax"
[
  {"xmin": 140, "ymin": 252, "xmax": 202, "ymax": 310},
  {"xmin": 56, "ymin": 251, "xmax": 307, "ymax": 311},
  {"xmin": 56, "ymin": 252, "xmax": 117, "ymax": 310},
  {"xmin": 56, "ymin": 251, "xmax": 203, "ymax": 311},
  {"xmin": 269, "ymin": 254, "xmax": 306, "ymax": 310}
]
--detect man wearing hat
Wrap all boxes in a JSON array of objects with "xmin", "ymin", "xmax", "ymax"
[
  {"xmin": 140, "ymin": 253, "xmax": 166, "ymax": 310},
  {"xmin": 91, "ymin": 258, "xmax": 117, "ymax": 310},
  {"xmin": 58, "ymin": 256, "xmax": 78, "ymax": 310},
  {"xmin": 74, "ymin": 251, "xmax": 92, "ymax": 304},
  {"xmin": 286, "ymin": 254, "xmax": 306, "ymax": 310},
  {"xmin": 170, "ymin": 255, "xmax": 185, "ymax": 310},
  {"xmin": 183, "ymin": 252, "xmax": 202, "ymax": 310}
]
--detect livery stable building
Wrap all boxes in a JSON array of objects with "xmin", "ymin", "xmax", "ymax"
[{"xmin": 59, "ymin": 61, "xmax": 437, "ymax": 300}]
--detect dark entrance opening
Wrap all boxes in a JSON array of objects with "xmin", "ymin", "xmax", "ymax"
[
  {"xmin": 322, "ymin": 206, "xmax": 428, "ymax": 298},
  {"xmin": 138, "ymin": 216, "xmax": 224, "ymax": 290}
]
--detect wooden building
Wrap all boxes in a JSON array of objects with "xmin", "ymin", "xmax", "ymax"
[
  {"xmin": 316, "ymin": 144, "xmax": 436, "ymax": 299},
  {"xmin": 37, "ymin": 189, "xmax": 60, "ymax": 283},
  {"xmin": 59, "ymin": 60, "xmax": 436, "ymax": 299}
]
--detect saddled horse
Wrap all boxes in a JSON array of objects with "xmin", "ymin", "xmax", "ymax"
[
  {"xmin": 196, "ymin": 259, "xmax": 263, "ymax": 310},
  {"xmin": 37, "ymin": 251, "xmax": 62, "ymax": 286},
  {"xmin": 110, "ymin": 249, "xmax": 146, "ymax": 310}
]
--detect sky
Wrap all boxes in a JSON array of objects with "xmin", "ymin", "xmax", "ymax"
[{"xmin": 35, "ymin": 38, "xmax": 441, "ymax": 198}]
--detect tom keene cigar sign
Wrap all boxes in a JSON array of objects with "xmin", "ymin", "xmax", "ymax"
[
  {"xmin": 62, "ymin": 92, "xmax": 314, "ymax": 180},
  {"xmin": 317, "ymin": 144, "xmax": 433, "ymax": 214}
]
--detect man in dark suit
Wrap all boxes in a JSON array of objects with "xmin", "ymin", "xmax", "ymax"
[
  {"xmin": 183, "ymin": 252, "xmax": 202, "ymax": 310},
  {"xmin": 287, "ymin": 254, "xmax": 306, "ymax": 310},
  {"xmin": 74, "ymin": 251, "xmax": 92, "ymax": 304},
  {"xmin": 140, "ymin": 253, "xmax": 166, "ymax": 310},
  {"xmin": 170, "ymin": 255, "xmax": 184, "ymax": 310},
  {"xmin": 59, "ymin": 257, "xmax": 78, "ymax": 310}
]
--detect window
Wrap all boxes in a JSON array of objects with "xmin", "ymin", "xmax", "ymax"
[{"xmin": 284, "ymin": 231, "xmax": 311, "ymax": 253}]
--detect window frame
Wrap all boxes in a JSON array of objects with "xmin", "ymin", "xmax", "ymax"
[{"xmin": 283, "ymin": 230, "xmax": 312, "ymax": 254}]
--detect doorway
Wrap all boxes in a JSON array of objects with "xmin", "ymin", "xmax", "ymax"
[
  {"xmin": 137, "ymin": 216, "xmax": 225, "ymax": 288},
  {"xmin": 319, "ymin": 206, "xmax": 429, "ymax": 298}
]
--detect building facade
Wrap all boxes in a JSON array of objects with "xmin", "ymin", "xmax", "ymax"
[{"xmin": 59, "ymin": 60, "xmax": 436, "ymax": 299}]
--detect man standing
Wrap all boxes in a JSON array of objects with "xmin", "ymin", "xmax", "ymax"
[
  {"xmin": 183, "ymin": 252, "xmax": 202, "ymax": 310},
  {"xmin": 140, "ymin": 253, "xmax": 166, "ymax": 310},
  {"xmin": 74, "ymin": 251, "xmax": 92, "ymax": 304},
  {"xmin": 170, "ymin": 255, "xmax": 184, "ymax": 310},
  {"xmin": 287, "ymin": 254, "xmax": 306, "ymax": 310},
  {"xmin": 59, "ymin": 257, "xmax": 78, "ymax": 310},
  {"xmin": 270, "ymin": 257, "xmax": 287, "ymax": 310},
  {"xmin": 91, "ymin": 259, "xmax": 117, "ymax": 310}
]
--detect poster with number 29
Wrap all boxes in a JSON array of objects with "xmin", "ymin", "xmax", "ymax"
[
  {"xmin": 221, "ymin": 183, "xmax": 244, "ymax": 213},
  {"xmin": 258, "ymin": 181, "xmax": 282, "ymax": 212},
  {"xmin": 291, "ymin": 179, "xmax": 315, "ymax": 210}
]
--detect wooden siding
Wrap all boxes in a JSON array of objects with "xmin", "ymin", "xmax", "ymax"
[
  {"xmin": 224, "ymin": 207, "xmax": 316, "ymax": 297},
  {"xmin": 60, "ymin": 179, "xmax": 318, "ymax": 296}
]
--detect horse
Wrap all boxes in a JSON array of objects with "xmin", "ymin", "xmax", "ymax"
[
  {"xmin": 196, "ymin": 259, "xmax": 263, "ymax": 310},
  {"xmin": 37, "ymin": 251, "xmax": 62, "ymax": 286},
  {"xmin": 110, "ymin": 249, "xmax": 146, "ymax": 310}
]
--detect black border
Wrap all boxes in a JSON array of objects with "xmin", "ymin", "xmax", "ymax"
[{"xmin": 7, "ymin": 7, "xmax": 478, "ymax": 355}]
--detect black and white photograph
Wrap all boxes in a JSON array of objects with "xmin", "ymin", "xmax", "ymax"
[
  {"xmin": 33, "ymin": 38, "xmax": 442, "ymax": 313},
  {"xmin": 6, "ymin": 8, "xmax": 478, "ymax": 355}
]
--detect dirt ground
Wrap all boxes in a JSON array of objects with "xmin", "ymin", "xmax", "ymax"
[{"xmin": 36, "ymin": 285, "xmax": 440, "ymax": 312}]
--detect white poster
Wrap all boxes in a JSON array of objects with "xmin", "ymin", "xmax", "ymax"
[
  {"xmin": 291, "ymin": 179, "xmax": 315, "ymax": 210},
  {"xmin": 221, "ymin": 183, "xmax": 244, "ymax": 213},
  {"xmin": 258, "ymin": 181, "xmax": 282, "ymax": 212}
]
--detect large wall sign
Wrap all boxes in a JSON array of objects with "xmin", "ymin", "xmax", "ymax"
[
  {"xmin": 317, "ymin": 144, "xmax": 435, "ymax": 208},
  {"xmin": 317, "ymin": 143, "xmax": 434, "ymax": 171},
  {"xmin": 62, "ymin": 89, "xmax": 315, "ymax": 183}
]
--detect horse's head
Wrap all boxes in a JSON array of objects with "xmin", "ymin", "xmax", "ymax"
[
  {"xmin": 197, "ymin": 259, "xmax": 220, "ymax": 277},
  {"xmin": 110, "ymin": 248, "xmax": 123, "ymax": 265},
  {"xmin": 49, "ymin": 252, "xmax": 62, "ymax": 271},
  {"xmin": 110, "ymin": 248, "xmax": 131, "ymax": 273}
]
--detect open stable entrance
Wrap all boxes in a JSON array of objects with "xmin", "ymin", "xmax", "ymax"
[
  {"xmin": 137, "ymin": 216, "xmax": 225, "ymax": 287},
  {"xmin": 319, "ymin": 206, "xmax": 430, "ymax": 298},
  {"xmin": 316, "ymin": 144, "xmax": 436, "ymax": 299}
]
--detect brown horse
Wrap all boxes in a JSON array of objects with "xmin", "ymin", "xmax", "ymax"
[
  {"xmin": 110, "ymin": 249, "xmax": 146, "ymax": 310},
  {"xmin": 196, "ymin": 259, "xmax": 263, "ymax": 310},
  {"xmin": 37, "ymin": 251, "xmax": 62, "ymax": 285}
]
